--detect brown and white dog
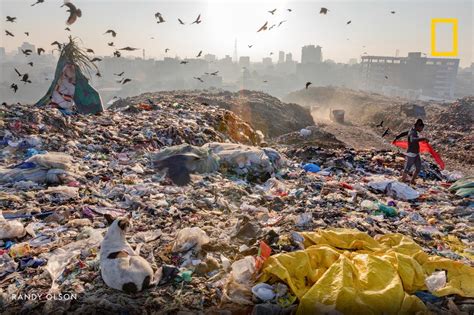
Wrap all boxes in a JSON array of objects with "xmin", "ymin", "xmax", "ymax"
[{"xmin": 99, "ymin": 215, "xmax": 154, "ymax": 293}]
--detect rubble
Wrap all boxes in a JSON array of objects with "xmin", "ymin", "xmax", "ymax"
[{"xmin": 0, "ymin": 91, "xmax": 472, "ymax": 314}]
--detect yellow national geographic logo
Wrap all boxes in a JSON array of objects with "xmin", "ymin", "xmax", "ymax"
[{"xmin": 431, "ymin": 18, "xmax": 458, "ymax": 57}]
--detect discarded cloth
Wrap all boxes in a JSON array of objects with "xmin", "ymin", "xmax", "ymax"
[{"xmin": 259, "ymin": 229, "xmax": 474, "ymax": 315}]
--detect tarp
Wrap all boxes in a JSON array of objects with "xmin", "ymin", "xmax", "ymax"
[
  {"xmin": 259, "ymin": 229, "xmax": 474, "ymax": 315},
  {"xmin": 35, "ymin": 48, "xmax": 103, "ymax": 115},
  {"xmin": 449, "ymin": 176, "xmax": 474, "ymax": 197},
  {"xmin": 392, "ymin": 140, "xmax": 445, "ymax": 170}
]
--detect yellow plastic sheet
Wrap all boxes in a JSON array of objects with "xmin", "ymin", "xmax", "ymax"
[{"xmin": 259, "ymin": 229, "xmax": 474, "ymax": 315}]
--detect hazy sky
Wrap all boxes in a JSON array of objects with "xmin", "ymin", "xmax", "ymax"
[{"xmin": 0, "ymin": 0, "xmax": 472, "ymax": 67}]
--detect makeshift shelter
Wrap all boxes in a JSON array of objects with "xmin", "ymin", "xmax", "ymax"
[{"xmin": 36, "ymin": 37, "xmax": 103, "ymax": 114}]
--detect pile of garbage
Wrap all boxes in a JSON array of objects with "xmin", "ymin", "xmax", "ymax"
[{"xmin": 0, "ymin": 95, "xmax": 473, "ymax": 314}]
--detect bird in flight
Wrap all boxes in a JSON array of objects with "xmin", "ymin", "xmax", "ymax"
[
  {"xmin": 90, "ymin": 57, "xmax": 102, "ymax": 62},
  {"xmin": 28, "ymin": 62, "xmax": 34, "ymax": 67},
  {"xmin": 15, "ymin": 69, "xmax": 32, "ymax": 84},
  {"xmin": 210, "ymin": 71, "xmax": 219, "ymax": 76},
  {"xmin": 119, "ymin": 78, "xmax": 132, "ymax": 84},
  {"xmin": 320, "ymin": 7, "xmax": 328, "ymax": 14},
  {"xmin": 155, "ymin": 12, "xmax": 165, "ymax": 23},
  {"xmin": 268, "ymin": 9, "xmax": 276, "ymax": 15},
  {"xmin": 113, "ymin": 50, "xmax": 121, "ymax": 57},
  {"xmin": 376, "ymin": 121, "xmax": 384, "ymax": 128},
  {"xmin": 5, "ymin": 30, "xmax": 14, "ymax": 37},
  {"xmin": 248, "ymin": 45, "xmax": 253, "ymax": 48},
  {"xmin": 108, "ymin": 42, "xmax": 114, "ymax": 47},
  {"xmin": 178, "ymin": 18, "xmax": 185, "ymax": 25},
  {"xmin": 194, "ymin": 77, "xmax": 204, "ymax": 83},
  {"xmin": 10, "ymin": 83, "xmax": 18, "ymax": 93},
  {"xmin": 305, "ymin": 82, "xmax": 312, "ymax": 89},
  {"xmin": 382, "ymin": 128, "xmax": 390, "ymax": 138},
  {"xmin": 51, "ymin": 41, "xmax": 62, "ymax": 49},
  {"xmin": 165, "ymin": 48, "xmax": 170, "ymax": 53},
  {"xmin": 31, "ymin": 0, "xmax": 44, "ymax": 6},
  {"xmin": 346, "ymin": 20, "xmax": 352, "ymax": 25},
  {"xmin": 196, "ymin": 50, "xmax": 202, "ymax": 57},
  {"xmin": 24, "ymin": 32, "xmax": 30, "ymax": 36},
  {"xmin": 391, "ymin": 11, "xmax": 396, "ymax": 14},
  {"xmin": 180, "ymin": 61, "xmax": 188, "ymax": 64},
  {"xmin": 278, "ymin": 20, "xmax": 287, "ymax": 27},
  {"xmin": 65, "ymin": 27, "xmax": 71, "ymax": 31},
  {"xmin": 37, "ymin": 48, "xmax": 45, "ymax": 55},
  {"xmin": 385, "ymin": 75, "xmax": 389, "ymax": 79},
  {"xmin": 21, "ymin": 49, "xmax": 33, "ymax": 56},
  {"xmin": 287, "ymin": 9, "xmax": 292, "ymax": 12},
  {"xmin": 96, "ymin": 72, "xmax": 101, "ymax": 77},
  {"xmin": 119, "ymin": 47, "xmax": 139, "ymax": 51},
  {"xmin": 86, "ymin": 48, "xmax": 94, "ymax": 53},
  {"xmin": 268, "ymin": 24, "xmax": 276, "ymax": 30},
  {"xmin": 257, "ymin": 21, "xmax": 268, "ymax": 32},
  {"xmin": 6, "ymin": 16, "xmax": 16, "ymax": 22},
  {"xmin": 104, "ymin": 29, "xmax": 117, "ymax": 37},
  {"xmin": 191, "ymin": 14, "xmax": 201, "ymax": 24},
  {"xmin": 61, "ymin": 1, "xmax": 82, "ymax": 25},
  {"xmin": 114, "ymin": 71, "xmax": 125, "ymax": 76}
]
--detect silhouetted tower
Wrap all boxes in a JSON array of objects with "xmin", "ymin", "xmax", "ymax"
[{"xmin": 233, "ymin": 38, "xmax": 238, "ymax": 63}]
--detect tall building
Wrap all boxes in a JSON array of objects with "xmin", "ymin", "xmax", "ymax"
[
  {"xmin": 278, "ymin": 51, "xmax": 285, "ymax": 63},
  {"xmin": 204, "ymin": 54, "xmax": 216, "ymax": 62},
  {"xmin": 0, "ymin": 47, "xmax": 5, "ymax": 59},
  {"xmin": 285, "ymin": 53, "xmax": 293, "ymax": 62},
  {"xmin": 301, "ymin": 45, "xmax": 322, "ymax": 64},
  {"xmin": 18, "ymin": 42, "xmax": 35, "ymax": 55},
  {"xmin": 361, "ymin": 52, "xmax": 460, "ymax": 99},
  {"xmin": 239, "ymin": 56, "xmax": 250, "ymax": 68}
]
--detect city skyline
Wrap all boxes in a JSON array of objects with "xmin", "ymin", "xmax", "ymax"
[{"xmin": 0, "ymin": 0, "xmax": 472, "ymax": 67}]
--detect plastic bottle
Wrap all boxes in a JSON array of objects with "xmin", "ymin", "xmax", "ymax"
[{"xmin": 376, "ymin": 203, "xmax": 398, "ymax": 217}]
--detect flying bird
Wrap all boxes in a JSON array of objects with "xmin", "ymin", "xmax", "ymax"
[
  {"xmin": 196, "ymin": 50, "xmax": 202, "ymax": 57},
  {"xmin": 21, "ymin": 73, "xmax": 31, "ymax": 84},
  {"xmin": 391, "ymin": 11, "xmax": 396, "ymax": 14},
  {"xmin": 320, "ymin": 7, "xmax": 328, "ymax": 14},
  {"xmin": 248, "ymin": 45, "xmax": 253, "ymax": 48},
  {"xmin": 96, "ymin": 71, "xmax": 101, "ymax": 77},
  {"xmin": 191, "ymin": 14, "xmax": 201, "ymax": 24},
  {"xmin": 10, "ymin": 83, "xmax": 18, "ymax": 93},
  {"xmin": 287, "ymin": 9, "xmax": 292, "ymax": 12},
  {"xmin": 14, "ymin": 68, "xmax": 22, "ymax": 77},
  {"xmin": 165, "ymin": 48, "xmax": 170, "ymax": 53},
  {"xmin": 263, "ymin": 80, "xmax": 268, "ymax": 83},
  {"xmin": 86, "ymin": 48, "xmax": 94, "ymax": 53},
  {"xmin": 51, "ymin": 41, "xmax": 62, "ymax": 49},
  {"xmin": 37, "ymin": 48, "xmax": 45, "ymax": 55},
  {"xmin": 113, "ymin": 50, "xmax": 121, "ymax": 57},
  {"xmin": 61, "ymin": 1, "xmax": 82, "ymax": 25},
  {"xmin": 114, "ymin": 71, "xmax": 124, "ymax": 76},
  {"xmin": 65, "ymin": 27, "xmax": 71, "ymax": 31},
  {"xmin": 104, "ymin": 29, "xmax": 117, "ymax": 37},
  {"xmin": 108, "ymin": 42, "xmax": 114, "ymax": 46},
  {"xmin": 257, "ymin": 21, "xmax": 268, "ymax": 32},
  {"xmin": 21, "ymin": 49, "xmax": 32, "ymax": 56},
  {"xmin": 153, "ymin": 153, "xmax": 202, "ymax": 186},
  {"xmin": 268, "ymin": 9, "xmax": 276, "ymax": 15},
  {"xmin": 385, "ymin": 75, "xmax": 389, "ymax": 79},
  {"xmin": 178, "ymin": 18, "xmax": 185, "ymax": 25},
  {"xmin": 278, "ymin": 20, "xmax": 287, "ymax": 27},
  {"xmin": 346, "ymin": 20, "xmax": 352, "ymax": 25},
  {"xmin": 90, "ymin": 57, "xmax": 102, "ymax": 62},
  {"xmin": 5, "ymin": 30, "xmax": 14, "ymax": 37},
  {"xmin": 382, "ymin": 128, "xmax": 390, "ymax": 138},
  {"xmin": 180, "ymin": 61, "xmax": 188, "ymax": 64},
  {"xmin": 305, "ymin": 82, "xmax": 312, "ymax": 89},
  {"xmin": 119, "ymin": 47, "xmax": 139, "ymax": 51},
  {"xmin": 28, "ymin": 62, "xmax": 34, "ymax": 67},
  {"xmin": 269, "ymin": 52, "xmax": 273, "ymax": 55},
  {"xmin": 6, "ymin": 16, "xmax": 16, "ymax": 22},
  {"xmin": 210, "ymin": 71, "xmax": 219, "ymax": 75},
  {"xmin": 376, "ymin": 121, "xmax": 384, "ymax": 128},
  {"xmin": 268, "ymin": 24, "xmax": 276, "ymax": 30},
  {"xmin": 24, "ymin": 32, "xmax": 30, "ymax": 36},
  {"xmin": 31, "ymin": 0, "xmax": 44, "ymax": 6},
  {"xmin": 155, "ymin": 12, "xmax": 165, "ymax": 23},
  {"xmin": 193, "ymin": 77, "xmax": 204, "ymax": 83},
  {"xmin": 121, "ymin": 78, "xmax": 131, "ymax": 85}
]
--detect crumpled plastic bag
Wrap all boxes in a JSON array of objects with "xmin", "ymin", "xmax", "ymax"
[
  {"xmin": 259, "ymin": 229, "xmax": 474, "ymax": 315},
  {"xmin": 222, "ymin": 256, "xmax": 256, "ymax": 305},
  {"xmin": 26, "ymin": 152, "xmax": 73, "ymax": 170},
  {"xmin": 44, "ymin": 248, "xmax": 81, "ymax": 293},
  {"xmin": 172, "ymin": 227, "xmax": 210, "ymax": 253},
  {"xmin": 368, "ymin": 179, "xmax": 419, "ymax": 200},
  {"xmin": 0, "ymin": 211, "xmax": 26, "ymax": 240}
]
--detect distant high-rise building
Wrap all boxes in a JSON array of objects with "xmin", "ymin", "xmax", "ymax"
[
  {"xmin": 285, "ymin": 53, "xmax": 293, "ymax": 62},
  {"xmin": 262, "ymin": 57, "xmax": 272, "ymax": 67},
  {"xmin": 204, "ymin": 54, "xmax": 216, "ymax": 62},
  {"xmin": 239, "ymin": 56, "xmax": 250, "ymax": 68},
  {"xmin": 278, "ymin": 51, "xmax": 285, "ymax": 63},
  {"xmin": 18, "ymin": 42, "xmax": 35, "ymax": 55},
  {"xmin": 301, "ymin": 45, "xmax": 322, "ymax": 64},
  {"xmin": 0, "ymin": 47, "xmax": 5, "ymax": 59}
]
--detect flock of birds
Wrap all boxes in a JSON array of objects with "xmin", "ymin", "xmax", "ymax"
[{"xmin": 4, "ymin": 1, "xmax": 397, "ymax": 95}]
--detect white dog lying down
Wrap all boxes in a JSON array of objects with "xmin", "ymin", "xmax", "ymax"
[{"xmin": 100, "ymin": 215, "xmax": 154, "ymax": 293}]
